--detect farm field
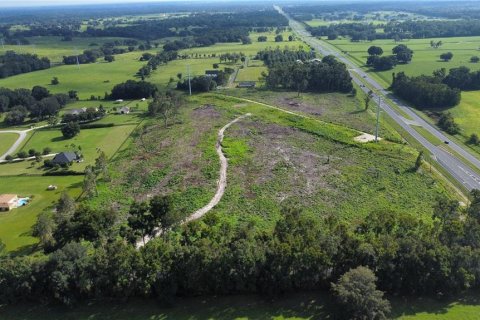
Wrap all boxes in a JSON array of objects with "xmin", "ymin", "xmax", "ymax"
[
  {"xmin": 0, "ymin": 175, "xmax": 83, "ymax": 253},
  {"xmin": 450, "ymin": 90, "xmax": 480, "ymax": 137},
  {"xmin": 0, "ymin": 132, "xmax": 19, "ymax": 156}
]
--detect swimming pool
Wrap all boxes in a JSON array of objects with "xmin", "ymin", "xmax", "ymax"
[{"xmin": 17, "ymin": 198, "xmax": 29, "ymax": 207}]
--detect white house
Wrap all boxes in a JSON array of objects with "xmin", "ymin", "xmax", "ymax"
[
  {"xmin": 0, "ymin": 194, "xmax": 18, "ymax": 211},
  {"xmin": 119, "ymin": 106, "xmax": 130, "ymax": 114}
]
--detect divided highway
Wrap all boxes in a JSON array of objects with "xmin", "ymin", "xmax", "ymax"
[{"xmin": 275, "ymin": 6, "xmax": 480, "ymax": 192}]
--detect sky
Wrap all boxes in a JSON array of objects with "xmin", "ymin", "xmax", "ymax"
[{"xmin": 0, "ymin": 0, "xmax": 190, "ymax": 7}]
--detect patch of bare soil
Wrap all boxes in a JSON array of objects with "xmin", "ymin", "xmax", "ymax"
[
  {"xmin": 230, "ymin": 120, "xmax": 338, "ymax": 198},
  {"xmin": 275, "ymin": 96, "xmax": 324, "ymax": 116},
  {"xmin": 115, "ymin": 104, "xmax": 224, "ymax": 203}
]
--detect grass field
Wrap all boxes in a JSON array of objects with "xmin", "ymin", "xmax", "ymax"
[
  {"xmin": 0, "ymin": 36, "xmax": 135, "ymax": 64},
  {"xmin": 0, "ymin": 175, "xmax": 83, "ymax": 253},
  {"xmin": 235, "ymin": 65, "xmax": 267, "ymax": 82},
  {"xmin": 0, "ymin": 51, "xmax": 148, "ymax": 99},
  {"xmin": 327, "ymin": 36, "xmax": 480, "ymax": 87},
  {"xmin": 0, "ymin": 132, "xmax": 19, "ymax": 156},
  {"xmin": 450, "ymin": 90, "xmax": 480, "ymax": 137}
]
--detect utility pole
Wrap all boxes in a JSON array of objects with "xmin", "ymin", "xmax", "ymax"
[
  {"xmin": 187, "ymin": 64, "xmax": 192, "ymax": 96},
  {"xmin": 375, "ymin": 94, "xmax": 381, "ymax": 142}
]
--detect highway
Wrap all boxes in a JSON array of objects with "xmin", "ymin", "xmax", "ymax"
[{"xmin": 275, "ymin": 5, "xmax": 480, "ymax": 192}]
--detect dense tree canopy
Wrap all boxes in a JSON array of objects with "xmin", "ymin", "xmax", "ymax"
[{"xmin": 0, "ymin": 51, "xmax": 50, "ymax": 79}]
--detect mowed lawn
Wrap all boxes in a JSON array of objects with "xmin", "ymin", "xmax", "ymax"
[
  {"xmin": 0, "ymin": 51, "xmax": 147, "ymax": 99},
  {"xmin": 0, "ymin": 124, "xmax": 136, "ymax": 175},
  {"xmin": 0, "ymin": 176, "xmax": 83, "ymax": 253},
  {"xmin": 0, "ymin": 132, "xmax": 19, "ymax": 156}
]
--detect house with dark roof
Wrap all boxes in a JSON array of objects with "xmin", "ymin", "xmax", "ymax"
[{"xmin": 51, "ymin": 152, "xmax": 79, "ymax": 165}]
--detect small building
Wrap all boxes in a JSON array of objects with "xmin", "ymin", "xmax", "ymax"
[
  {"xmin": 237, "ymin": 81, "xmax": 256, "ymax": 88},
  {"xmin": 205, "ymin": 70, "xmax": 219, "ymax": 78},
  {"xmin": 115, "ymin": 99, "xmax": 124, "ymax": 104},
  {"xmin": 47, "ymin": 185, "xmax": 58, "ymax": 191},
  {"xmin": 140, "ymin": 98, "xmax": 146, "ymax": 101},
  {"xmin": 51, "ymin": 152, "xmax": 79, "ymax": 165},
  {"xmin": 65, "ymin": 108, "xmax": 87, "ymax": 115},
  {"xmin": 119, "ymin": 106, "xmax": 130, "ymax": 114},
  {"xmin": 0, "ymin": 194, "xmax": 18, "ymax": 211}
]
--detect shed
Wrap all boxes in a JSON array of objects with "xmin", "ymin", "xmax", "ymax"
[{"xmin": 0, "ymin": 194, "xmax": 18, "ymax": 211}]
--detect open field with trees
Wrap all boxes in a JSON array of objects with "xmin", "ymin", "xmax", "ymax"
[{"xmin": 2, "ymin": 1, "xmax": 480, "ymax": 318}]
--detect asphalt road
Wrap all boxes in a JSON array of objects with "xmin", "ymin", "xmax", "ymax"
[{"xmin": 275, "ymin": 6, "xmax": 480, "ymax": 192}]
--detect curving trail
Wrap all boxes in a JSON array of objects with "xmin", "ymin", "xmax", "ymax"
[{"xmin": 137, "ymin": 113, "xmax": 252, "ymax": 248}]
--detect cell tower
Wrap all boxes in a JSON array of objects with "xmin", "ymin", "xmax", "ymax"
[{"xmin": 73, "ymin": 47, "xmax": 80, "ymax": 70}]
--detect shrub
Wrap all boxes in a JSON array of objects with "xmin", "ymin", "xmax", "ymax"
[
  {"xmin": 42, "ymin": 147, "xmax": 52, "ymax": 155},
  {"xmin": 17, "ymin": 151, "xmax": 28, "ymax": 159},
  {"xmin": 5, "ymin": 155, "xmax": 13, "ymax": 161},
  {"xmin": 28, "ymin": 149, "xmax": 36, "ymax": 157},
  {"xmin": 468, "ymin": 133, "xmax": 480, "ymax": 145},
  {"xmin": 79, "ymin": 123, "xmax": 114, "ymax": 129}
]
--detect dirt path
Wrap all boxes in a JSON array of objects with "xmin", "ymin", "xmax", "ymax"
[{"xmin": 137, "ymin": 113, "xmax": 251, "ymax": 248}]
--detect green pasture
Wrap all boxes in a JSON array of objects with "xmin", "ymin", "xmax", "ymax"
[
  {"xmin": 0, "ymin": 175, "xmax": 83, "ymax": 253},
  {"xmin": 0, "ymin": 50, "xmax": 148, "ymax": 99},
  {"xmin": 327, "ymin": 36, "xmax": 480, "ymax": 87},
  {"xmin": 0, "ymin": 36, "xmax": 133, "ymax": 64},
  {"xmin": 0, "ymin": 132, "xmax": 19, "ymax": 156},
  {"xmin": 235, "ymin": 65, "xmax": 267, "ymax": 82},
  {"xmin": 450, "ymin": 90, "xmax": 480, "ymax": 137},
  {"xmin": 180, "ymin": 31, "xmax": 308, "ymax": 58}
]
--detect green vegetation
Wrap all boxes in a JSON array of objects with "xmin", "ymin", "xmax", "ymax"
[
  {"xmin": 0, "ymin": 133, "xmax": 18, "ymax": 156},
  {"xmin": 0, "ymin": 176, "xmax": 83, "ymax": 252}
]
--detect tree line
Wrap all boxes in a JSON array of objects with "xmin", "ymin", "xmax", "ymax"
[
  {"xmin": 0, "ymin": 51, "xmax": 50, "ymax": 79},
  {"xmin": 308, "ymin": 19, "xmax": 480, "ymax": 42},
  {"xmin": 2, "ymin": 191, "xmax": 480, "ymax": 317},
  {"xmin": 262, "ymin": 55, "xmax": 353, "ymax": 94},
  {"xmin": 256, "ymin": 47, "xmax": 315, "ymax": 67},
  {"xmin": 0, "ymin": 86, "xmax": 71, "ymax": 125},
  {"xmin": 137, "ymin": 51, "xmax": 178, "ymax": 79},
  {"xmin": 366, "ymin": 44, "xmax": 413, "ymax": 71},
  {"xmin": 391, "ymin": 71, "xmax": 461, "ymax": 109}
]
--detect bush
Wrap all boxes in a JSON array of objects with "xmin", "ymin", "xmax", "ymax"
[
  {"xmin": 5, "ymin": 155, "xmax": 13, "ymax": 161},
  {"xmin": 28, "ymin": 149, "xmax": 36, "ymax": 157},
  {"xmin": 471, "ymin": 56, "xmax": 480, "ymax": 63},
  {"xmin": 438, "ymin": 112, "xmax": 460, "ymax": 135},
  {"xmin": 467, "ymin": 133, "xmax": 480, "ymax": 145},
  {"xmin": 17, "ymin": 151, "xmax": 28, "ymax": 159},
  {"xmin": 42, "ymin": 147, "xmax": 52, "ymax": 155},
  {"xmin": 43, "ymin": 170, "xmax": 85, "ymax": 176}
]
